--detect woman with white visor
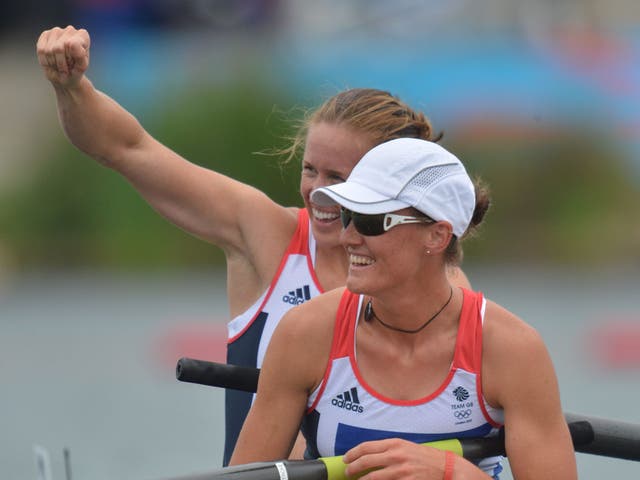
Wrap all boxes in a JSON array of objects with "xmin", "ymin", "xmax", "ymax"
[{"xmin": 231, "ymin": 138, "xmax": 577, "ymax": 480}]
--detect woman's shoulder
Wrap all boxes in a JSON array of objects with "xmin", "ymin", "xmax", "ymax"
[
  {"xmin": 269, "ymin": 287, "xmax": 348, "ymax": 389},
  {"xmin": 481, "ymin": 299, "xmax": 555, "ymax": 408},
  {"xmin": 235, "ymin": 204, "xmax": 300, "ymax": 273},
  {"xmin": 482, "ymin": 298, "xmax": 542, "ymax": 343}
]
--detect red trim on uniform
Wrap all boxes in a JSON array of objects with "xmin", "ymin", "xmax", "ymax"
[
  {"xmin": 347, "ymin": 290, "xmax": 457, "ymax": 406},
  {"xmin": 354, "ymin": 358, "xmax": 457, "ymax": 406},
  {"xmin": 228, "ymin": 208, "xmax": 309, "ymax": 344},
  {"xmin": 288, "ymin": 208, "xmax": 308, "ymax": 252},
  {"xmin": 476, "ymin": 383, "xmax": 502, "ymax": 428},
  {"xmin": 307, "ymin": 361, "xmax": 333, "ymax": 415},
  {"xmin": 299, "ymin": 209, "xmax": 325, "ymax": 294},
  {"xmin": 334, "ymin": 290, "xmax": 358, "ymax": 357},
  {"xmin": 472, "ymin": 293, "xmax": 484, "ymax": 372},
  {"xmin": 227, "ymin": 283, "xmax": 276, "ymax": 344},
  {"xmin": 307, "ymin": 288, "xmax": 351, "ymax": 413},
  {"xmin": 473, "ymin": 294, "xmax": 503, "ymax": 428},
  {"xmin": 314, "ymin": 288, "xmax": 505, "ymax": 423},
  {"xmin": 451, "ymin": 288, "xmax": 478, "ymax": 373}
]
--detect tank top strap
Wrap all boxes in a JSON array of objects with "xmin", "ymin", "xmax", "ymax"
[
  {"xmin": 330, "ymin": 289, "xmax": 360, "ymax": 359},
  {"xmin": 451, "ymin": 288, "xmax": 486, "ymax": 373},
  {"xmin": 283, "ymin": 208, "xmax": 310, "ymax": 255},
  {"xmin": 256, "ymin": 208, "xmax": 310, "ymax": 314},
  {"xmin": 307, "ymin": 289, "xmax": 359, "ymax": 413}
]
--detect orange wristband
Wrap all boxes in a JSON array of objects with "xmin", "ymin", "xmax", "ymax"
[{"xmin": 443, "ymin": 450, "xmax": 455, "ymax": 480}]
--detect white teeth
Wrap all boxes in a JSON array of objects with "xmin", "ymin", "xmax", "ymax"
[
  {"xmin": 312, "ymin": 208, "xmax": 339, "ymax": 221},
  {"xmin": 350, "ymin": 254, "xmax": 374, "ymax": 266}
]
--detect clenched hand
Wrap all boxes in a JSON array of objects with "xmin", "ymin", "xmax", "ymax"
[{"xmin": 36, "ymin": 26, "xmax": 91, "ymax": 88}]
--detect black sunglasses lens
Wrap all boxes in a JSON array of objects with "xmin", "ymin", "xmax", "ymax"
[
  {"xmin": 340, "ymin": 208, "xmax": 352, "ymax": 228},
  {"xmin": 341, "ymin": 209, "xmax": 385, "ymax": 236},
  {"xmin": 355, "ymin": 213, "xmax": 385, "ymax": 236}
]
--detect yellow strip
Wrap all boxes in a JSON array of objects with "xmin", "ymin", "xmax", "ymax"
[
  {"xmin": 320, "ymin": 454, "xmax": 350, "ymax": 480},
  {"xmin": 426, "ymin": 439, "xmax": 464, "ymax": 456},
  {"xmin": 319, "ymin": 439, "xmax": 463, "ymax": 480}
]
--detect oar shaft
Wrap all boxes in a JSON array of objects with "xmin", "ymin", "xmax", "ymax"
[
  {"xmin": 565, "ymin": 412, "xmax": 640, "ymax": 461},
  {"xmin": 176, "ymin": 358, "xmax": 640, "ymax": 462},
  {"xmin": 155, "ymin": 422, "xmax": 635, "ymax": 480},
  {"xmin": 157, "ymin": 440, "xmax": 483, "ymax": 480},
  {"xmin": 156, "ymin": 426, "xmax": 604, "ymax": 480},
  {"xmin": 159, "ymin": 460, "xmax": 327, "ymax": 480}
]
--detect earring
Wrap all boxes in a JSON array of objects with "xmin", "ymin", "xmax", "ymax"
[{"xmin": 426, "ymin": 250, "xmax": 431, "ymax": 254}]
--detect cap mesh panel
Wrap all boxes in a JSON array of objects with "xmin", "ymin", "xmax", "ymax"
[{"xmin": 402, "ymin": 164, "xmax": 461, "ymax": 194}]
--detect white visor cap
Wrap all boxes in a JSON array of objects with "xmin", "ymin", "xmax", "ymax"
[{"xmin": 311, "ymin": 138, "xmax": 476, "ymax": 238}]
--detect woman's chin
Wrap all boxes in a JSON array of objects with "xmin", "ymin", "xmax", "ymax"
[
  {"xmin": 345, "ymin": 277, "xmax": 368, "ymax": 295},
  {"xmin": 310, "ymin": 218, "xmax": 341, "ymax": 245}
]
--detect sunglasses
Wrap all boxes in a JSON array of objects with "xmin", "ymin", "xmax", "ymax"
[{"xmin": 340, "ymin": 208, "xmax": 434, "ymax": 236}]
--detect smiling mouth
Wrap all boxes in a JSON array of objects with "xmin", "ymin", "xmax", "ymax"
[
  {"xmin": 312, "ymin": 207, "xmax": 340, "ymax": 222},
  {"xmin": 349, "ymin": 254, "xmax": 374, "ymax": 266}
]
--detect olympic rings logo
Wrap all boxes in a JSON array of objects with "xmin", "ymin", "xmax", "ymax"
[{"xmin": 453, "ymin": 409, "xmax": 472, "ymax": 419}]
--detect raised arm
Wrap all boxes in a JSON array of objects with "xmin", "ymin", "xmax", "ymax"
[{"xmin": 35, "ymin": 26, "xmax": 292, "ymax": 258}]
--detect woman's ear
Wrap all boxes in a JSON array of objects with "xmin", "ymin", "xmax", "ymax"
[{"xmin": 424, "ymin": 221, "xmax": 453, "ymax": 254}]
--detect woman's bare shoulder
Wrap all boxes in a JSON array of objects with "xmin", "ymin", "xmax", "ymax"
[
  {"xmin": 483, "ymin": 299, "xmax": 543, "ymax": 347},
  {"xmin": 481, "ymin": 299, "xmax": 555, "ymax": 407},
  {"xmin": 266, "ymin": 287, "xmax": 348, "ymax": 392}
]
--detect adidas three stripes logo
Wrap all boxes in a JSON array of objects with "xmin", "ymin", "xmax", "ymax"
[
  {"xmin": 331, "ymin": 387, "xmax": 364, "ymax": 413},
  {"xmin": 282, "ymin": 285, "xmax": 311, "ymax": 305}
]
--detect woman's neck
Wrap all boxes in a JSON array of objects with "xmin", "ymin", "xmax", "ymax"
[{"xmin": 365, "ymin": 277, "xmax": 457, "ymax": 333}]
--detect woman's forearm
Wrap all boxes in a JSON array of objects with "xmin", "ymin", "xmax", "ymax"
[{"xmin": 54, "ymin": 76, "xmax": 146, "ymax": 170}]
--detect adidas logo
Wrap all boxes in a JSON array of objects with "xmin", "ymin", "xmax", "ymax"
[
  {"xmin": 331, "ymin": 387, "xmax": 364, "ymax": 413},
  {"xmin": 282, "ymin": 285, "xmax": 311, "ymax": 305}
]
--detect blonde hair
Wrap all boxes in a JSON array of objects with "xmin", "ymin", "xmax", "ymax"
[
  {"xmin": 278, "ymin": 88, "xmax": 490, "ymax": 266},
  {"xmin": 280, "ymin": 88, "xmax": 442, "ymax": 164}
]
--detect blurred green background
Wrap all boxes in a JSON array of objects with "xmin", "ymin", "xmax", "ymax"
[
  {"xmin": 1, "ymin": 61, "xmax": 638, "ymax": 270},
  {"xmin": 1, "ymin": 0, "xmax": 639, "ymax": 271},
  {"xmin": 0, "ymin": 82, "xmax": 300, "ymax": 268}
]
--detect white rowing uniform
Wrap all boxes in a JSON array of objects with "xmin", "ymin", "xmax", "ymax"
[
  {"xmin": 301, "ymin": 288, "xmax": 505, "ymax": 479},
  {"xmin": 224, "ymin": 208, "xmax": 323, "ymax": 465}
]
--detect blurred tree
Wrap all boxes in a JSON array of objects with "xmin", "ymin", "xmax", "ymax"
[
  {"xmin": 2, "ymin": 82, "xmax": 638, "ymax": 270},
  {"xmin": 0, "ymin": 81, "xmax": 299, "ymax": 269},
  {"xmin": 450, "ymin": 126, "xmax": 640, "ymax": 266}
]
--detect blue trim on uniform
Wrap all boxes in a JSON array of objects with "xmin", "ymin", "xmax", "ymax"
[
  {"xmin": 301, "ymin": 409, "xmax": 321, "ymax": 459},
  {"xmin": 334, "ymin": 422, "xmax": 494, "ymax": 456},
  {"xmin": 223, "ymin": 311, "xmax": 268, "ymax": 466}
]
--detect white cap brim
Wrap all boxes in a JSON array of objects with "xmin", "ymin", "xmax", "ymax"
[{"xmin": 311, "ymin": 182, "xmax": 410, "ymax": 214}]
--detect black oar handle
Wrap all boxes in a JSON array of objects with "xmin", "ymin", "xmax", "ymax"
[
  {"xmin": 175, "ymin": 357, "xmax": 640, "ymax": 462},
  {"xmin": 176, "ymin": 357, "xmax": 259, "ymax": 393},
  {"xmin": 565, "ymin": 412, "xmax": 640, "ymax": 462},
  {"xmin": 457, "ymin": 420, "xmax": 594, "ymax": 459}
]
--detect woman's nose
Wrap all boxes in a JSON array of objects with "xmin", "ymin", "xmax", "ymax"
[{"xmin": 340, "ymin": 218, "xmax": 361, "ymax": 246}]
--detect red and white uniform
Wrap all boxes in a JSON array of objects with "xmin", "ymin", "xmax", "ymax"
[
  {"xmin": 301, "ymin": 288, "xmax": 505, "ymax": 478},
  {"xmin": 224, "ymin": 208, "xmax": 323, "ymax": 465}
]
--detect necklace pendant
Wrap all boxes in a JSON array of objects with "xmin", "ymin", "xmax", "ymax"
[{"xmin": 364, "ymin": 300, "xmax": 373, "ymax": 322}]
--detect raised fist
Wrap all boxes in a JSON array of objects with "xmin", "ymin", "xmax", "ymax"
[{"xmin": 36, "ymin": 26, "xmax": 91, "ymax": 88}]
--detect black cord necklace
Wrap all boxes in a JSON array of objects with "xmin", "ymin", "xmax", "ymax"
[{"xmin": 364, "ymin": 286, "xmax": 453, "ymax": 334}]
